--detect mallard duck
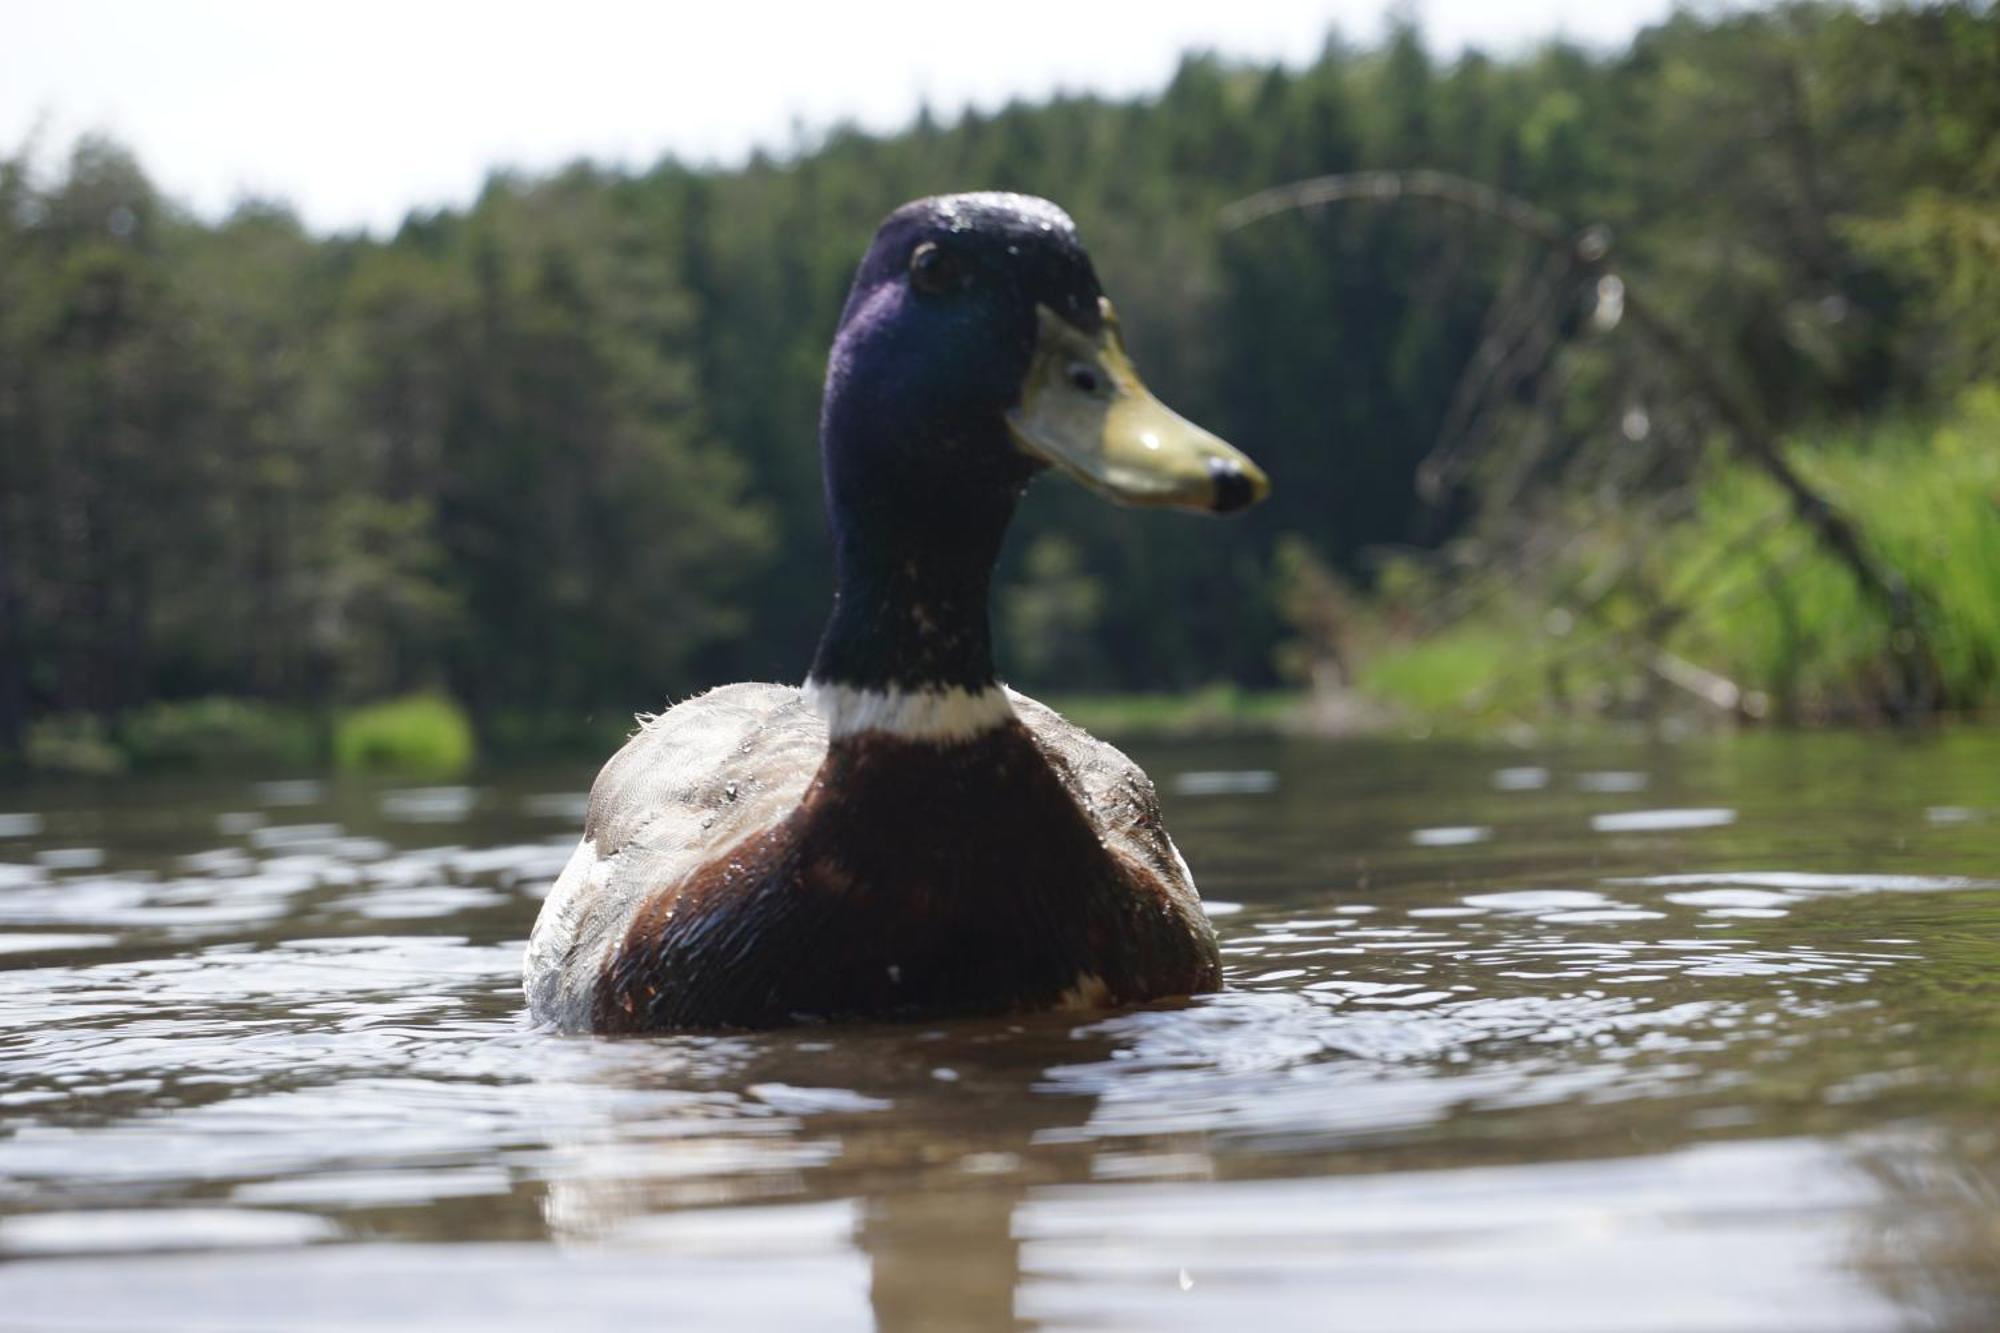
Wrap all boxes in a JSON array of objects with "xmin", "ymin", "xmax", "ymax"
[{"xmin": 525, "ymin": 192, "xmax": 1269, "ymax": 1032}]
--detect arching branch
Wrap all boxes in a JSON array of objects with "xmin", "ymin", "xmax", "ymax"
[{"xmin": 1223, "ymin": 169, "xmax": 1934, "ymax": 720}]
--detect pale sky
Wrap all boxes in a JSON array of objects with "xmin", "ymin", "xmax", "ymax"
[{"xmin": 3, "ymin": 0, "xmax": 1676, "ymax": 235}]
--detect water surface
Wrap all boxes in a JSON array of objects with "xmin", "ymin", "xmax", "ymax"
[{"xmin": 2, "ymin": 731, "xmax": 1998, "ymax": 1330}]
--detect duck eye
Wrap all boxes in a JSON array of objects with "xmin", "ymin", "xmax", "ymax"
[
  {"xmin": 909, "ymin": 241, "xmax": 967, "ymax": 295},
  {"xmin": 1066, "ymin": 362, "xmax": 1104, "ymax": 396}
]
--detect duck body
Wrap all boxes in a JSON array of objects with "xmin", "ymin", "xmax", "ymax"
[
  {"xmin": 525, "ymin": 684, "xmax": 1217, "ymax": 1032},
  {"xmin": 524, "ymin": 193, "xmax": 1267, "ymax": 1033}
]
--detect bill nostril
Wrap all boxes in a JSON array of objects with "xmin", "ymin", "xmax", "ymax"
[{"xmin": 1208, "ymin": 457, "xmax": 1255, "ymax": 514}]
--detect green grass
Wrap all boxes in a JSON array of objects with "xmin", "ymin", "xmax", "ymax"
[
  {"xmin": 331, "ymin": 693, "xmax": 476, "ymax": 776},
  {"xmin": 1674, "ymin": 392, "xmax": 2000, "ymax": 714},
  {"xmin": 1355, "ymin": 387, "xmax": 2000, "ymax": 728},
  {"xmin": 1355, "ymin": 625, "xmax": 1552, "ymax": 725}
]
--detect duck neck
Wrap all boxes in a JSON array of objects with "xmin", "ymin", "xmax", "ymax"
[{"xmin": 805, "ymin": 477, "xmax": 1021, "ymax": 744}]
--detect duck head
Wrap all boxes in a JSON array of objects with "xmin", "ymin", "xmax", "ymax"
[
  {"xmin": 822, "ymin": 192, "xmax": 1268, "ymax": 530},
  {"xmin": 810, "ymin": 193, "xmax": 1268, "ymax": 716}
]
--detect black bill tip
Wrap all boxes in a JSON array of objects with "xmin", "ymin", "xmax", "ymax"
[{"xmin": 1208, "ymin": 457, "xmax": 1259, "ymax": 515}]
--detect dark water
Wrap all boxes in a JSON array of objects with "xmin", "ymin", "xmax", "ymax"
[{"xmin": 2, "ymin": 730, "xmax": 1998, "ymax": 1331}]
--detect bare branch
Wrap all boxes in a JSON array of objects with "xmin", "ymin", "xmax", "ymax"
[{"xmin": 1223, "ymin": 168, "xmax": 1936, "ymax": 719}]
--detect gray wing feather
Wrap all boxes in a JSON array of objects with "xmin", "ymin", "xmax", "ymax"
[{"xmin": 1004, "ymin": 689, "xmax": 1202, "ymax": 914}]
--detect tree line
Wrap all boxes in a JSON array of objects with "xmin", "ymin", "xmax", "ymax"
[{"xmin": 2, "ymin": 4, "xmax": 1994, "ymax": 757}]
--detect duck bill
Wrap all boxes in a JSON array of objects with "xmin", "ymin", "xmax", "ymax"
[{"xmin": 1006, "ymin": 302, "xmax": 1269, "ymax": 515}]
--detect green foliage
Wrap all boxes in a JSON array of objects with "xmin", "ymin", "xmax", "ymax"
[
  {"xmin": 1357, "ymin": 624, "xmax": 1551, "ymax": 724},
  {"xmin": 1361, "ymin": 389, "xmax": 2000, "ymax": 726},
  {"xmin": 116, "ymin": 698, "xmax": 319, "ymax": 770},
  {"xmin": 1003, "ymin": 535, "xmax": 1108, "ymax": 686},
  {"xmin": 1041, "ymin": 685, "xmax": 1299, "ymax": 739},
  {"xmin": 1849, "ymin": 192, "xmax": 2000, "ymax": 386},
  {"xmin": 1675, "ymin": 388, "xmax": 2000, "ymax": 714},
  {"xmin": 332, "ymin": 694, "xmax": 476, "ymax": 776},
  {"xmin": 1270, "ymin": 533, "xmax": 1355, "ymax": 687},
  {"xmin": 480, "ymin": 708, "xmax": 641, "ymax": 761},
  {"xmin": 24, "ymin": 715, "xmax": 129, "ymax": 777},
  {"xmin": 0, "ymin": 4, "xmax": 1995, "ymax": 758}
]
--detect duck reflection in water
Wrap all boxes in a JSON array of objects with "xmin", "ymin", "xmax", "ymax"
[{"xmin": 534, "ymin": 1010, "xmax": 1204, "ymax": 1330}]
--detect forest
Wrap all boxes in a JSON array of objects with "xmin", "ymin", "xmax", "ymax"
[{"xmin": 2, "ymin": 3, "xmax": 1996, "ymax": 771}]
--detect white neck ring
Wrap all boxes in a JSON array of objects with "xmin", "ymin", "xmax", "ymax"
[{"xmin": 802, "ymin": 679, "xmax": 1016, "ymax": 743}]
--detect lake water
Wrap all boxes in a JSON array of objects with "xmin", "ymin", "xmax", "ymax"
[{"xmin": 2, "ymin": 729, "xmax": 1997, "ymax": 1331}]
